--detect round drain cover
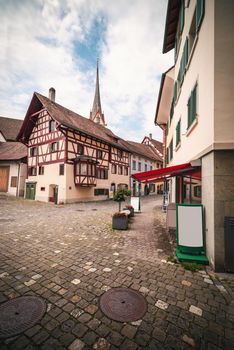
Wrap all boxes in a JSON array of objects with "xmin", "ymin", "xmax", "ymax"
[
  {"xmin": 0, "ymin": 296, "xmax": 46, "ymax": 338},
  {"xmin": 99, "ymin": 288, "xmax": 147, "ymax": 322}
]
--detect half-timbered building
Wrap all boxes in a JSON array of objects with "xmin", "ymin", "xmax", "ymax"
[{"xmin": 17, "ymin": 68, "xmax": 130, "ymax": 203}]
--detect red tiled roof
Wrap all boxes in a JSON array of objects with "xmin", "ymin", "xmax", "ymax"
[
  {"xmin": 0, "ymin": 116, "xmax": 23, "ymax": 141},
  {"xmin": 123, "ymin": 140, "xmax": 162, "ymax": 162},
  {"xmin": 18, "ymin": 93, "xmax": 129, "ymax": 151},
  {"xmin": 149, "ymin": 138, "xmax": 163, "ymax": 156},
  {"xmin": 0, "ymin": 142, "xmax": 27, "ymax": 160}
]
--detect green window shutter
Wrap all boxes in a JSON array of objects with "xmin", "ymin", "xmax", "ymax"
[
  {"xmin": 176, "ymin": 120, "xmax": 181, "ymax": 146},
  {"xmin": 196, "ymin": 0, "xmax": 204, "ymax": 32},
  {"xmin": 174, "ymin": 38, "xmax": 177, "ymax": 61},
  {"xmin": 170, "ymin": 99, "xmax": 174, "ymax": 122},
  {"xmin": 192, "ymin": 84, "xmax": 197, "ymax": 122},
  {"xmin": 173, "ymin": 81, "xmax": 177, "ymax": 102},
  {"xmin": 187, "ymin": 95, "xmax": 191, "ymax": 128},
  {"xmin": 185, "ymin": 37, "xmax": 188, "ymax": 66},
  {"xmin": 180, "ymin": 0, "xmax": 185, "ymax": 34}
]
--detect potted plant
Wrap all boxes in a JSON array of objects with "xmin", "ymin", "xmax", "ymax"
[
  {"xmin": 113, "ymin": 188, "xmax": 131, "ymax": 212},
  {"xmin": 124, "ymin": 204, "xmax": 134, "ymax": 217},
  {"xmin": 112, "ymin": 212, "xmax": 128, "ymax": 230}
]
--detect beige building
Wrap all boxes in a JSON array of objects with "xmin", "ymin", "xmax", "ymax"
[
  {"xmin": 122, "ymin": 139, "xmax": 163, "ymax": 196},
  {"xmin": 0, "ymin": 117, "xmax": 27, "ymax": 196},
  {"xmin": 155, "ymin": 0, "xmax": 234, "ymax": 270},
  {"xmin": 17, "ymin": 66, "xmax": 131, "ymax": 203}
]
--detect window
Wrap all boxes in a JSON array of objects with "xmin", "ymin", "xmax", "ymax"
[
  {"xmin": 150, "ymin": 165, "xmax": 152, "ymax": 171},
  {"xmin": 196, "ymin": 0, "xmax": 204, "ymax": 32},
  {"xmin": 77, "ymin": 144, "xmax": 84, "ymax": 155},
  {"xmin": 96, "ymin": 167, "xmax": 108, "ymax": 179},
  {"xmin": 187, "ymin": 84, "xmax": 197, "ymax": 129},
  {"xmin": 138, "ymin": 162, "xmax": 141, "ymax": 171},
  {"xmin": 194, "ymin": 185, "xmax": 201, "ymax": 198},
  {"xmin": 96, "ymin": 150, "xmax": 103, "ymax": 159},
  {"xmin": 50, "ymin": 142, "xmax": 59, "ymax": 152},
  {"xmin": 188, "ymin": 10, "xmax": 196, "ymax": 56},
  {"xmin": 30, "ymin": 147, "xmax": 38, "ymax": 157},
  {"xmin": 59, "ymin": 164, "xmax": 64, "ymax": 175},
  {"xmin": 178, "ymin": 38, "xmax": 188, "ymax": 88},
  {"xmin": 179, "ymin": 0, "xmax": 184, "ymax": 34},
  {"xmin": 40, "ymin": 187, "xmax": 45, "ymax": 191},
  {"xmin": 75, "ymin": 162, "xmax": 96, "ymax": 177},
  {"xmin": 117, "ymin": 149, "xmax": 123, "ymax": 158},
  {"xmin": 80, "ymin": 163, "xmax": 87, "ymax": 175},
  {"xmin": 118, "ymin": 165, "xmax": 123, "ymax": 175},
  {"xmin": 132, "ymin": 160, "xmax": 136, "ymax": 170},
  {"xmin": 169, "ymin": 139, "xmax": 173, "ymax": 161},
  {"xmin": 176, "ymin": 120, "xmax": 181, "ymax": 146},
  {"xmin": 166, "ymin": 148, "xmax": 169, "ymax": 165},
  {"xmin": 94, "ymin": 188, "xmax": 109, "ymax": 196},
  {"xmin": 10, "ymin": 176, "xmax": 17, "ymax": 187},
  {"xmin": 157, "ymin": 163, "xmax": 159, "ymax": 168},
  {"xmin": 111, "ymin": 164, "xmax": 117, "ymax": 174},
  {"xmin": 28, "ymin": 167, "xmax": 37, "ymax": 176},
  {"xmin": 39, "ymin": 166, "xmax": 44, "ymax": 175},
  {"xmin": 144, "ymin": 164, "xmax": 147, "ymax": 171},
  {"xmin": 124, "ymin": 167, "xmax": 128, "ymax": 176},
  {"xmin": 49, "ymin": 120, "xmax": 55, "ymax": 132},
  {"xmin": 170, "ymin": 99, "xmax": 174, "ymax": 122}
]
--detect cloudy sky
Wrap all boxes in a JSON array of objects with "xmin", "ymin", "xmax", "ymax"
[{"xmin": 0, "ymin": 0, "xmax": 173, "ymax": 142}]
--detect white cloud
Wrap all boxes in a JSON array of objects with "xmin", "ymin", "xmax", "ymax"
[{"xmin": 0, "ymin": 0, "xmax": 173, "ymax": 142}]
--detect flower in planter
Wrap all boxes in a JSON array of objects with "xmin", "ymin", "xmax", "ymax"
[
  {"xmin": 113, "ymin": 212, "xmax": 127, "ymax": 218},
  {"xmin": 125, "ymin": 205, "xmax": 133, "ymax": 209}
]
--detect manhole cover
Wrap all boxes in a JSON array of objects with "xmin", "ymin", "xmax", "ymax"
[
  {"xmin": 0, "ymin": 296, "xmax": 46, "ymax": 338},
  {"xmin": 99, "ymin": 288, "xmax": 147, "ymax": 322}
]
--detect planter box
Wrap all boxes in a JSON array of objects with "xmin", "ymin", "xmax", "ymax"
[{"xmin": 112, "ymin": 215, "xmax": 128, "ymax": 230}]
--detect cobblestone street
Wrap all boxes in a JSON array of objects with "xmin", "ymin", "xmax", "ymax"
[{"xmin": 0, "ymin": 195, "xmax": 234, "ymax": 350}]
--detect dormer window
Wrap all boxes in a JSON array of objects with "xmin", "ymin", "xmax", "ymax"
[{"xmin": 49, "ymin": 120, "xmax": 55, "ymax": 132}]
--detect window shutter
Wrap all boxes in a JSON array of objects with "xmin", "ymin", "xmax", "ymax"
[
  {"xmin": 192, "ymin": 84, "xmax": 197, "ymax": 121},
  {"xmin": 173, "ymin": 81, "xmax": 177, "ymax": 102},
  {"xmin": 196, "ymin": 0, "xmax": 204, "ymax": 32},
  {"xmin": 187, "ymin": 95, "xmax": 191, "ymax": 128},
  {"xmin": 180, "ymin": 0, "xmax": 184, "ymax": 33},
  {"xmin": 185, "ymin": 37, "xmax": 188, "ymax": 66}
]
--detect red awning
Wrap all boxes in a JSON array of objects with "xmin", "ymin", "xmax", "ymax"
[{"xmin": 131, "ymin": 163, "xmax": 201, "ymax": 182}]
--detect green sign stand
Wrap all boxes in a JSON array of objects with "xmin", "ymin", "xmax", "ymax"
[{"xmin": 176, "ymin": 204, "xmax": 209, "ymax": 264}]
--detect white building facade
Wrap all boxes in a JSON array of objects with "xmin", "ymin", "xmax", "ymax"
[{"xmin": 156, "ymin": 0, "xmax": 234, "ymax": 271}]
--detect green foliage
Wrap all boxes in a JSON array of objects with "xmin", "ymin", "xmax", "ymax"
[
  {"xmin": 113, "ymin": 189, "xmax": 131, "ymax": 212},
  {"xmin": 182, "ymin": 262, "xmax": 204, "ymax": 272}
]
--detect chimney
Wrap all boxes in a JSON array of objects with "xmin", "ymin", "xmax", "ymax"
[
  {"xmin": 149, "ymin": 133, "xmax": 152, "ymax": 139},
  {"xmin": 49, "ymin": 87, "xmax": 55, "ymax": 102}
]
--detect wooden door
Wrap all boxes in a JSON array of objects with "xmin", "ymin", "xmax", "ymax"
[
  {"xmin": 0, "ymin": 166, "xmax": 10, "ymax": 192},
  {"xmin": 25, "ymin": 183, "xmax": 36, "ymax": 200}
]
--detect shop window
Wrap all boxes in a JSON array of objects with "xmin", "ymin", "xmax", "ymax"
[
  {"xmin": 94, "ymin": 188, "xmax": 109, "ymax": 196},
  {"xmin": 10, "ymin": 176, "xmax": 17, "ymax": 187}
]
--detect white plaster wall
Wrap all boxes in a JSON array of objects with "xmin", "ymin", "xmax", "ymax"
[
  {"xmin": 18, "ymin": 163, "xmax": 27, "ymax": 196},
  {"xmin": 214, "ymin": 0, "xmax": 234, "ymax": 144},
  {"xmin": 167, "ymin": 0, "xmax": 215, "ymax": 165},
  {"xmin": 0, "ymin": 132, "xmax": 6, "ymax": 142},
  {"xmin": 27, "ymin": 163, "xmax": 66, "ymax": 202}
]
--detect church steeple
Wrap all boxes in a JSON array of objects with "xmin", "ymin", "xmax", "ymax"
[{"xmin": 90, "ymin": 60, "xmax": 106, "ymax": 126}]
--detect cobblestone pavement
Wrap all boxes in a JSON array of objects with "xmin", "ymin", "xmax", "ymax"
[{"xmin": 0, "ymin": 195, "xmax": 234, "ymax": 350}]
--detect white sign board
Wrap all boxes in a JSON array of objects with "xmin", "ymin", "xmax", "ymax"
[
  {"xmin": 177, "ymin": 205, "xmax": 203, "ymax": 247},
  {"xmin": 131, "ymin": 197, "xmax": 141, "ymax": 212}
]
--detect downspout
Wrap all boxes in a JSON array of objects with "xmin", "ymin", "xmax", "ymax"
[{"xmin": 16, "ymin": 161, "xmax": 21, "ymax": 197}]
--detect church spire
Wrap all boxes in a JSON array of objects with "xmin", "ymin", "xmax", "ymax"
[{"xmin": 90, "ymin": 60, "xmax": 106, "ymax": 126}]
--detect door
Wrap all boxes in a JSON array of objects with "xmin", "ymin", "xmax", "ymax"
[
  {"xmin": 0, "ymin": 166, "xmax": 10, "ymax": 192},
  {"xmin": 25, "ymin": 183, "xmax": 36, "ymax": 200},
  {"xmin": 54, "ymin": 185, "xmax": 58, "ymax": 204}
]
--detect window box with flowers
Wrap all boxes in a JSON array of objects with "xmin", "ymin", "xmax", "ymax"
[{"xmin": 112, "ymin": 212, "xmax": 128, "ymax": 230}]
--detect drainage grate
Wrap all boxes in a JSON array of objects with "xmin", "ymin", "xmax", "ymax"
[
  {"xmin": 0, "ymin": 296, "xmax": 46, "ymax": 338},
  {"xmin": 99, "ymin": 287, "xmax": 147, "ymax": 322}
]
